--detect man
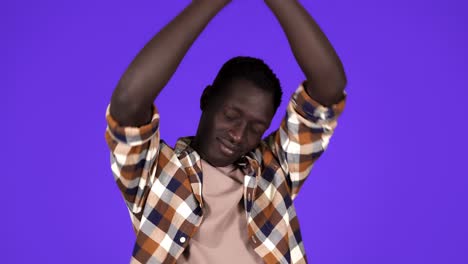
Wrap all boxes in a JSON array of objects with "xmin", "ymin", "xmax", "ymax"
[{"xmin": 105, "ymin": 1, "xmax": 346, "ymax": 263}]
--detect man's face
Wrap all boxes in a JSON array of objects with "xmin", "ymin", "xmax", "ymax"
[{"xmin": 193, "ymin": 79, "xmax": 276, "ymax": 167}]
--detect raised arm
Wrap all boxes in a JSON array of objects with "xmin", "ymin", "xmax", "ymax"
[
  {"xmin": 110, "ymin": 0, "xmax": 230, "ymax": 126},
  {"xmin": 261, "ymin": 1, "xmax": 347, "ymax": 199},
  {"xmin": 265, "ymin": 0, "xmax": 346, "ymax": 106}
]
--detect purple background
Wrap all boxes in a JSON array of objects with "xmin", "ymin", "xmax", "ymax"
[{"xmin": 5, "ymin": 0, "xmax": 468, "ymax": 263}]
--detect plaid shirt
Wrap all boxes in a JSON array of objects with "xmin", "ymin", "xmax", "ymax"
[{"xmin": 105, "ymin": 83, "xmax": 346, "ymax": 264}]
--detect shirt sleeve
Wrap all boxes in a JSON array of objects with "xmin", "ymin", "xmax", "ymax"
[
  {"xmin": 104, "ymin": 104, "xmax": 160, "ymax": 214},
  {"xmin": 263, "ymin": 82, "xmax": 346, "ymax": 200}
]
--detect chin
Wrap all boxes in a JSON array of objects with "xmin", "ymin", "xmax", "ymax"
[{"xmin": 197, "ymin": 139, "xmax": 242, "ymax": 166}]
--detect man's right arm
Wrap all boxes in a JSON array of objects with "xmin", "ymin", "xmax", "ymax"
[
  {"xmin": 110, "ymin": 0, "xmax": 231, "ymax": 127},
  {"xmin": 106, "ymin": 1, "xmax": 230, "ymax": 216}
]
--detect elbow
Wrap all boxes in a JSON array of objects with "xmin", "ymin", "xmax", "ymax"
[
  {"xmin": 110, "ymin": 85, "xmax": 152, "ymax": 127},
  {"xmin": 111, "ymin": 84, "xmax": 137, "ymax": 112},
  {"xmin": 305, "ymin": 71, "xmax": 346, "ymax": 107},
  {"xmin": 331, "ymin": 61, "xmax": 347, "ymax": 91},
  {"xmin": 335, "ymin": 73, "xmax": 347, "ymax": 93},
  {"xmin": 325, "ymin": 66, "xmax": 347, "ymax": 103},
  {"xmin": 326, "ymin": 77, "xmax": 346, "ymax": 106},
  {"xmin": 325, "ymin": 57, "xmax": 347, "ymax": 92}
]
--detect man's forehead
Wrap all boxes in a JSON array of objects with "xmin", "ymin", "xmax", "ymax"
[
  {"xmin": 222, "ymin": 80, "xmax": 272, "ymax": 100},
  {"xmin": 227, "ymin": 104, "xmax": 272, "ymax": 126},
  {"xmin": 220, "ymin": 87, "xmax": 275, "ymax": 123}
]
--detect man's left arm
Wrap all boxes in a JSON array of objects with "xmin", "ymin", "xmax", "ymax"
[
  {"xmin": 265, "ymin": 0, "xmax": 346, "ymax": 106},
  {"xmin": 262, "ymin": 0, "xmax": 347, "ymax": 199}
]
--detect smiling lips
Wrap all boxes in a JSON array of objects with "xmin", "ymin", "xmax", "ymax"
[{"xmin": 217, "ymin": 137, "xmax": 239, "ymax": 156}]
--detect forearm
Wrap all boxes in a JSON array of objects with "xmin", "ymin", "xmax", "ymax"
[
  {"xmin": 111, "ymin": 1, "xmax": 229, "ymax": 126},
  {"xmin": 265, "ymin": 0, "xmax": 346, "ymax": 106}
]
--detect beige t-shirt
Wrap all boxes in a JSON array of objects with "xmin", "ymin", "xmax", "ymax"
[{"xmin": 177, "ymin": 159, "xmax": 263, "ymax": 264}]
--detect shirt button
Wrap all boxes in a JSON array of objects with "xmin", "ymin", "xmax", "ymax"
[
  {"xmin": 247, "ymin": 193, "xmax": 251, "ymax": 201},
  {"xmin": 179, "ymin": 237, "xmax": 186, "ymax": 243}
]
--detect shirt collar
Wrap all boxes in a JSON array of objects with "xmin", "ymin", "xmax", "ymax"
[{"xmin": 174, "ymin": 136, "xmax": 259, "ymax": 171}]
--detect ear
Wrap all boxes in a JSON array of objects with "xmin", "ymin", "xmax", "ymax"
[{"xmin": 200, "ymin": 85, "xmax": 214, "ymax": 111}]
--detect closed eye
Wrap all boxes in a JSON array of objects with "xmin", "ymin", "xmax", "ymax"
[
  {"xmin": 250, "ymin": 124, "xmax": 265, "ymax": 134},
  {"xmin": 224, "ymin": 109, "xmax": 240, "ymax": 120}
]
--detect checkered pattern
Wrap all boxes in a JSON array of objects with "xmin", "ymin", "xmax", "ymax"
[{"xmin": 105, "ymin": 83, "xmax": 346, "ymax": 264}]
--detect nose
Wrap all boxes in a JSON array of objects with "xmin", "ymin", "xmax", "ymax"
[{"xmin": 228, "ymin": 122, "xmax": 247, "ymax": 144}]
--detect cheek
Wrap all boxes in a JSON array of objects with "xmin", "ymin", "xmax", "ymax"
[
  {"xmin": 244, "ymin": 133, "xmax": 262, "ymax": 150},
  {"xmin": 199, "ymin": 119, "xmax": 222, "ymax": 142},
  {"xmin": 199, "ymin": 115, "xmax": 217, "ymax": 137},
  {"xmin": 212, "ymin": 115, "xmax": 231, "ymax": 132}
]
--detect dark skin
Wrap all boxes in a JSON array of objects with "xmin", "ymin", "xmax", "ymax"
[
  {"xmin": 110, "ymin": 0, "xmax": 346, "ymax": 166},
  {"xmin": 192, "ymin": 79, "xmax": 275, "ymax": 166}
]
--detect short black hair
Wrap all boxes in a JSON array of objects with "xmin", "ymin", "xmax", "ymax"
[{"xmin": 209, "ymin": 56, "xmax": 283, "ymax": 111}]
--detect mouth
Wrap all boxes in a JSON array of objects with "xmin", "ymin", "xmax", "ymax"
[{"xmin": 216, "ymin": 137, "xmax": 239, "ymax": 157}]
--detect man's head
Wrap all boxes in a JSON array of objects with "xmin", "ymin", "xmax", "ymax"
[{"xmin": 192, "ymin": 56, "xmax": 282, "ymax": 167}]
